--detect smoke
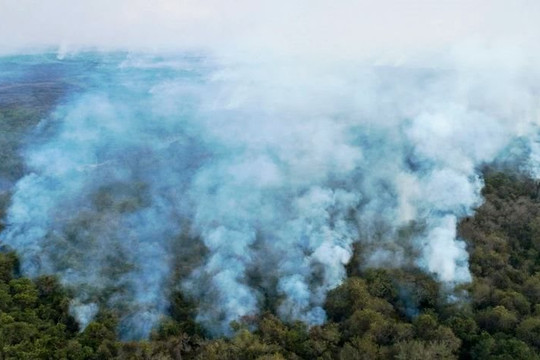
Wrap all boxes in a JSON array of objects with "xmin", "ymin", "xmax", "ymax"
[
  {"xmin": 0, "ymin": 0, "xmax": 539, "ymax": 339},
  {"xmin": 1, "ymin": 51, "xmax": 539, "ymax": 338}
]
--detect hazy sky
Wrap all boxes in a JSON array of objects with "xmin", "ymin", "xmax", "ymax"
[{"xmin": 1, "ymin": 0, "xmax": 539, "ymax": 62}]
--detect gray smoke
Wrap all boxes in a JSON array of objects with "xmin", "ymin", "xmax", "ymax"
[{"xmin": 1, "ymin": 51, "xmax": 540, "ymax": 338}]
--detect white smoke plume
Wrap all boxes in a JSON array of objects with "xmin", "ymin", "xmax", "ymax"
[{"xmin": 1, "ymin": 0, "xmax": 540, "ymax": 338}]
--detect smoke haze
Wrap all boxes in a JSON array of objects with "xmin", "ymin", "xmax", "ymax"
[{"xmin": 1, "ymin": 0, "xmax": 540, "ymax": 339}]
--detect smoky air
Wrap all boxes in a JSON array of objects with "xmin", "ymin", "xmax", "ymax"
[{"xmin": 0, "ymin": 51, "xmax": 539, "ymax": 339}]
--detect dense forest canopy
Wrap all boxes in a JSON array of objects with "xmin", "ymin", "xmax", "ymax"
[{"xmin": 0, "ymin": 169, "xmax": 540, "ymax": 359}]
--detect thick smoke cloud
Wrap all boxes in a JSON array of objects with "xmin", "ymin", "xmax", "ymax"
[{"xmin": 1, "ymin": 52, "xmax": 539, "ymax": 338}]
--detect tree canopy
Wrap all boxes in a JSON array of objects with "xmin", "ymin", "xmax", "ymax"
[{"xmin": 1, "ymin": 170, "xmax": 540, "ymax": 359}]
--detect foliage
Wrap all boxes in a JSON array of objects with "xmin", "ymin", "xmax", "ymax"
[{"xmin": 1, "ymin": 170, "xmax": 540, "ymax": 358}]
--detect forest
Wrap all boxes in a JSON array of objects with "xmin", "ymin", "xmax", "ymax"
[
  {"xmin": 1, "ymin": 53, "xmax": 540, "ymax": 359},
  {"xmin": 0, "ymin": 168, "xmax": 539, "ymax": 359}
]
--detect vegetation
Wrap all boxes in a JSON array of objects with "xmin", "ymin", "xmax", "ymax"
[
  {"xmin": 0, "ymin": 169, "xmax": 539, "ymax": 359},
  {"xmin": 0, "ymin": 77, "xmax": 69, "ymax": 224}
]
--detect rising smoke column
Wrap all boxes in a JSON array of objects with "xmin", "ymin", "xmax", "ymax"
[{"xmin": 1, "ymin": 52, "xmax": 540, "ymax": 338}]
